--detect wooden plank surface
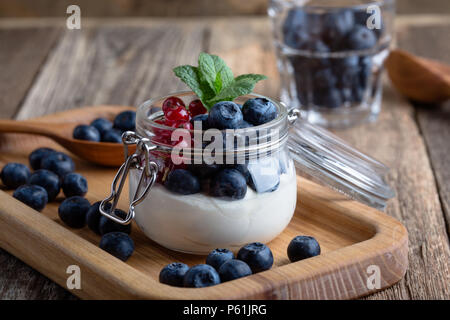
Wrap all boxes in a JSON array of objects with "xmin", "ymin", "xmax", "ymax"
[{"xmin": 0, "ymin": 16, "xmax": 449, "ymax": 299}]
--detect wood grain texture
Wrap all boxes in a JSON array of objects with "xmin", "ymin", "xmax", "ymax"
[
  {"xmin": 0, "ymin": 108, "xmax": 408, "ymax": 299},
  {"xmin": 396, "ymin": 24, "xmax": 450, "ymax": 237},
  {"xmin": 0, "ymin": 27, "xmax": 59, "ymax": 119}
]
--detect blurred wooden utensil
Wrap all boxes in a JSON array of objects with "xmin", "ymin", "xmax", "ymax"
[{"xmin": 385, "ymin": 49, "xmax": 450, "ymax": 103}]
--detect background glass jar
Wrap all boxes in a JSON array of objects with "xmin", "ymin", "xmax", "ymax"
[
  {"xmin": 269, "ymin": 0, "xmax": 395, "ymax": 128},
  {"xmin": 132, "ymin": 92, "xmax": 297, "ymax": 254}
]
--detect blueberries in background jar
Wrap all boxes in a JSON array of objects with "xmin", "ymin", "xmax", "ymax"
[
  {"xmin": 322, "ymin": 9, "xmax": 355, "ymax": 50},
  {"xmin": 343, "ymin": 25, "xmax": 377, "ymax": 51},
  {"xmin": 28, "ymin": 169, "xmax": 60, "ymax": 201},
  {"xmin": 13, "ymin": 185, "xmax": 48, "ymax": 211},
  {"xmin": 73, "ymin": 124, "xmax": 101, "ymax": 142},
  {"xmin": 1, "ymin": 163, "xmax": 31, "ymax": 189},
  {"xmin": 29, "ymin": 147, "xmax": 56, "ymax": 170}
]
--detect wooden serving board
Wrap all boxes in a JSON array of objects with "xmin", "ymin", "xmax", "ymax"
[{"xmin": 0, "ymin": 107, "xmax": 408, "ymax": 300}]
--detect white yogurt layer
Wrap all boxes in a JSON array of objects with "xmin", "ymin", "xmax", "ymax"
[{"xmin": 129, "ymin": 163, "xmax": 297, "ymax": 254}]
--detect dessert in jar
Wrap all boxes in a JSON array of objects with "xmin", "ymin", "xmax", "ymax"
[{"xmin": 100, "ymin": 53, "xmax": 395, "ymax": 255}]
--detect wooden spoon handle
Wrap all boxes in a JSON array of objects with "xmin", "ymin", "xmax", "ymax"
[{"xmin": 0, "ymin": 119, "xmax": 58, "ymax": 139}]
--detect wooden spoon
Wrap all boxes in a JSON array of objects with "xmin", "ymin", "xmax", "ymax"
[
  {"xmin": 385, "ymin": 49, "xmax": 450, "ymax": 103},
  {"xmin": 0, "ymin": 105, "xmax": 136, "ymax": 167}
]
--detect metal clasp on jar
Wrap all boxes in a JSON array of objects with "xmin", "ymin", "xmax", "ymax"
[{"xmin": 99, "ymin": 131, "xmax": 159, "ymax": 225}]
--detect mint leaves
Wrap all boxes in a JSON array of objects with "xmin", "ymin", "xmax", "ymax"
[{"xmin": 173, "ymin": 53, "xmax": 267, "ymax": 110}]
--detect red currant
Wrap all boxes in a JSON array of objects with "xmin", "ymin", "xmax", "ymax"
[
  {"xmin": 162, "ymin": 96, "xmax": 185, "ymax": 115},
  {"xmin": 188, "ymin": 99, "xmax": 207, "ymax": 117}
]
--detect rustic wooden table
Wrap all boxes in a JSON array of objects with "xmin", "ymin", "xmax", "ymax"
[{"xmin": 0, "ymin": 16, "xmax": 449, "ymax": 300}]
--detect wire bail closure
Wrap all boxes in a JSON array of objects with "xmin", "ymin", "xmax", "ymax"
[{"xmin": 100, "ymin": 131, "xmax": 158, "ymax": 225}]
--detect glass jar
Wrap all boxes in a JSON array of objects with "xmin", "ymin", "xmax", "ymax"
[
  {"xmin": 100, "ymin": 91, "xmax": 395, "ymax": 255},
  {"xmin": 269, "ymin": 0, "xmax": 395, "ymax": 128}
]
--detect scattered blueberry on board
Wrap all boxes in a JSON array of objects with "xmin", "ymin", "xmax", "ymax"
[
  {"xmin": 183, "ymin": 264, "xmax": 221, "ymax": 288},
  {"xmin": 28, "ymin": 169, "xmax": 61, "ymax": 201},
  {"xmin": 113, "ymin": 110, "xmax": 136, "ymax": 132},
  {"xmin": 73, "ymin": 124, "xmax": 101, "ymax": 142},
  {"xmin": 159, "ymin": 262, "xmax": 190, "ymax": 287},
  {"xmin": 218, "ymin": 259, "xmax": 252, "ymax": 282},
  {"xmin": 98, "ymin": 208, "xmax": 132, "ymax": 235},
  {"xmin": 287, "ymin": 235, "xmax": 321, "ymax": 262},
  {"xmin": 206, "ymin": 248, "xmax": 235, "ymax": 271},
  {"xmin": 1, "ymin": 163, "xmax": 31, "ymax": 189},
  {"xmin": 99, "ymin": 232, "xmax": 134, "ymax": 262},
  {"xmin": 29, "ymin": 147, "xmax": 57, "ymax": 170},
  {"xmin": 40, "ymin": 152, "xmax": 75, "ymax": 179},
  {"xmin": 86, "ymin": 201, "xmax": 104, "ymax": 235},
  {"xmin": 237, "ymin": 242, "xmax": 274, "ymax": 273},
  {"xmin": 62, "ymin": 172, "xmax": 88, "ymax": 197},
  {"xmin": 13, "ymin": 185, "xmax": 48, "ymax": 211},
  {"xmin": 58, "ymin": 196, "xmax": 90, "ymax": 228}
]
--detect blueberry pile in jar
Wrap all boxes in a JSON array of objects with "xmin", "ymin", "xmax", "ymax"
[
  {"xmin": 149, "ymin": 96, "xmax": 281, "ymax": 200},
  {"xmin": 282, "ymin": 7, "xmax": 384, "ymax": 109}
]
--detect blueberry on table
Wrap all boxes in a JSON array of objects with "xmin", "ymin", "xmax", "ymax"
[
  {"xmin": 343, "ymin": 25, "xmax": 377, "ymax": 50},
  {"xmin": 165, "ymin": 169, "xmax": 201, "ymax": 195},
  {"xmin": 86, "ymin": 201, "xmax": 104, "ymax": 234},
  {"xmin": 101, "ymin": 129, "xmax": 123, "ymax": 143},
  {"xmin": 40, "ymin": 152, "xmax": 75, "ymax": 179},
  {"xmin": 113, "ymin": 110, "xmax": 136, "ymax": 132},
  {"xmin": 237, "ymin": 242, "xmax": 273, "ymax": 273},
  {"xmin": 58, "ymin": 196, "xmax": 90, "ymax": 228},
  {"xmin": 73, "ymin": 124, "xmax": 101, "ymax": 142},
  {"xmin": 29, "ymin": 147, "xmax": 57, "ymax": 170},
  {"xmin": 1, "ymin": 163, "xmax": 31, "ymax": 189},
  {"xmin": 190, "ymin": 114, "xmax": 209, "ymax": 130},
  {"xmin": 99, "ymin": 208, "xmax": 132, "ymax": 235},
  {"xmin": 218, "ymin": 259, "xmax": 252, "ymax": 282},
  {"xmin": 242, "ymin": 98, "xmax": 278, "ymax": 126},
  {"xmin": 99, "ymin": 232, "xmax": 134, "ymax": 262},
  {"xmin": 183, "ymin": 264, "xmax": 221, "ymax": 288},
  {"xmin": 206, "ymin": 248, "xmax": 235, "ymax": 271},
  {"xmin": 210, "ymin": 169, "xmax": 247, "ymax": 200},
  {"xmin": 90, "ymin": 118, "xmax": 113, "ymax": 136},
  {"xmin": 208, "ymin": 101, "xmax": 243, "ymax": 130},
  {"xmin": 159, "ymin": 262, "xmax": 190, "ymax": 287},
  {"xmin": 13, "ymin": 185, "xmax": 48, "ymax": 211},
  {"xmin": 28, "ymin": 169, "xmax": 60, "ymax": 201},
  {"xmin": 62, "ymin": 172, "xmax": 88, "ymax": 197},
  {"xmin": 287, "ymin": 236, "xmax": 321, "ymax": 262}
]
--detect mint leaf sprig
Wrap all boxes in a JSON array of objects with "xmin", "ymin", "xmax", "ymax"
[{"xmin": 173, "ymin": 52, "xmax": 267, "ymax": 111}]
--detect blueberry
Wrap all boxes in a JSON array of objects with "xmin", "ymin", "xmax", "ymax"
[
  {"xmin": 90, "ymin": 118, "xmax": 113, "ymax": 136},
  {"xmin": 210, "ymin": 169, "xmax": 247, "ymax": 200},
  {"xmin": 313, "ymin": 87, "xmax": 343, "ymax": 108},
  {"xmin": 29, "ymin": 147, "xmax": 57, "ymax": 170},
  {"xmin": 284, "ymin": 29, "xmax": 310, "ymax": 50},
  {"xmin": 1, "ymin": 163, "xmax": 31, "ymax": 189},
  {"xmin": 322, "ymin": 9, "xmax": 355, "ymax": 48},
  {"xmin": 99, "ymin": 208, "xmax": 132, "ymax": 235},
  {"xmin": 208, "ymin": 101, "xmax": 243, "ymax": 130},
  {"xmin": 165, "ymin": 169, "xmax": 201, "ymax": 195},
  {"xmin": 28, "ymin": 169, "xmax": 60, "ymax": 201},
  {"xmin": 159, "ymin": 262, "xmax": 190, "ymax": 287},
  {"xmin": 283, "ymin": 8, "xmax": 307, "ymax": 35},
  {"xmin": 344, "ymin": 25, "xmax": 377, "ymax": 50},
  {"xmin": 40, "ymin": 152, "xmax": 75, "ymax": 179},
  {"xmin": 206, "ymin": 248, "xmax": 235, "ymax": 271},
  {"xmin": 99, "ymin": 232, "xmax": 134, "ymax": 262},
  {"xmin": 113, "ymin": 110, "xmax": 136, "ymax": 132},
  {"xmin": 188, "ymin": 164, "xmax": 221, "ymax": 180},
  {"xmin": 313, "ymin": 68, "xmax": 337, "ymax": 89},
  {"xmin": 73, "ymin": 124, "xmax": 101, "ymax": 142},
  {"xmin": 62, "ymin": 172, "xmax": 88, "ymax": 197},
  {"xmin": 219, "ymin": 259, "xmax": 252, "ymax": 282},
  {"xmin": 247, "ymin": 158, "xmax": 280, "ymax": 193},
  {"xmin": 354, "ymin": 8, "xmax": 384, "ymax": 38},
  {"xmin": 101, "ymin": 129, "xmax": 122, "ymax": 143},
  {"xmin": 237, "ymin": 242, "xmax": 273, "ymax": 273},
  {"xmin": 287, "ymin": 236, "xmax": 321, "ymax": 262},
  {"xmin": 233, "ymin": 164, "xmax": 251, "ymax": 184},
  {"xmin": 86, "ymin": 201, "xmax": 103, "ymax": 234},
  {"xmin": 58, "ymin": 196, "xmax": 90, "ymax": 228},
  {"xmin": 183, "ymin": 264, "xmax": 221, "ymax": 288},
  {"xmin": 237, "ymin": 120, "xmax": 253, "ymax": 129},
  {"xmin": 191, "ymin": 114, "xmax": 209, "ymax": 130},
  {"xmin": 13, "ymin": 185, "xmax": 48, "ymax": 211},
  {"xmin": 242, "ymin": 98, "xmax": 278, "ymax": 126}
]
